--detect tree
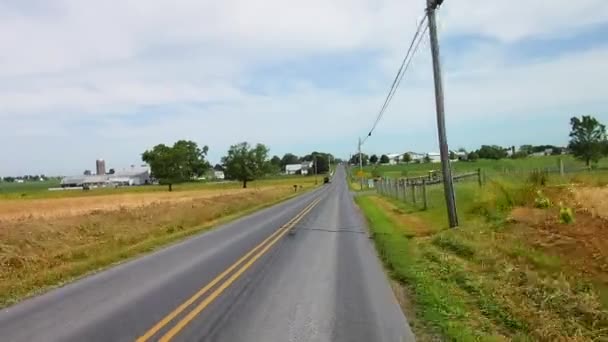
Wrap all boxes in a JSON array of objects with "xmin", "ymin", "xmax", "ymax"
[
  {"xmin": 280, "ymin": 153, "xmax": 300, "ymax": 168},
  {"xmin": 222, "ymin": 142, "xmax": 270, "ymax": 188},
  {"xmin": 270, "ymin": 155, "xmax": 281, "ymax": 167},
  {"xmin": 83, "ymin": 170, "xmax": 92, "ymax": 176},
  {"xmin": 108, "ymin": 168, "xmax": 115, "ymax": 175},
  {"xmin": 394, "ymin": 156, "xmax": 401, "ymax": 164},
  {"xmin": 349, "ymin": 153, "xmax": 369, "ymax": 166},
  {"xmin": 380, "ymin": 154, "xmax": 390, "ymax": 164},
  {"xmin": 369, "ymin": 154, "xmax": 379, "ymax": 164},
  {"xmin": 467, "ymin": 151, "xmax": 479, "ymax": 161},
  {"xmin": 213, "ymin": 164, "xmax": 224, "ymax": 171},
  {"xmin": 568, "ymin": 115, "xmax": 607, "ymax": 166},
  {"xmin": 423, "ymin": 155, "xmax": 432, "ymax": 163},
  {"xmin": 476, "ymin": 145, "xmax": 507, "ymax": 160},
  {"xmin": 519, "ymin": 145, "xmax": 534, "ymax": 155},
  {"xmin": 402, "ymin": 153, "xmax": 412, "ymax": 163},
  {"xmin": 142, "ymin": 140, "xmax": 210, "ymax": 191},
  {"xmin": 3, "ymin": 177, "xmax": 15, "ymax": 182},
  {"xmin": 449, "ymin": 151, "xmax": 456, "ymax": 160},
  {"xmin": 269, "ymin": 155, "xmax": 282, "ymax": 174},
  {"xmin": 303, "ymin": 152, "xmax": 332, "ymax": 174}
]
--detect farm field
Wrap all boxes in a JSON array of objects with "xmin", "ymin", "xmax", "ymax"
[
  {"xmin": 355, "ymin": 167, "xmax": 608, "ymax": 340},
  {"xmin": 0, "ymin": 175, "xmax": 316, "ymax": 199},
  {"xmin": 0, "ymin": 175, "xmax": 318, "ymax": 307},
  {"xmin": 362, "ymin": 155, "xmax": 608, "ymax": 179}
]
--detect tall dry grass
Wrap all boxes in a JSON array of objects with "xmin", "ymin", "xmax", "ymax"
[{"xmin": 0, "ymin": 185, "xmax": 308, "ymax": 307}]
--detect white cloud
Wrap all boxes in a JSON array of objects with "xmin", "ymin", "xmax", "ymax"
[{"xmin": 0, "ymin": 0, "xmax": 607, "ymax": 175}]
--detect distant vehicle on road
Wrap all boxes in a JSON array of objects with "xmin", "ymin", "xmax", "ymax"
[{"xmin": 324, "ymin": 176, "xmax": 330, "ymax": 184}]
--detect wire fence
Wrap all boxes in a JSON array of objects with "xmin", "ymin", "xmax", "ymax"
[{"xmin": 373, "ymin": 169, "xmax": 481, "ymax": 209}]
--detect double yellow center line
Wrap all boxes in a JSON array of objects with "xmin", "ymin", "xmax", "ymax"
[{"xmin": 136, "ymin": 196, "xmax": 322, "ymax": 342}]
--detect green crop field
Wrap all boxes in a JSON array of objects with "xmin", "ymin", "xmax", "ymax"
[
  {"xmin": 362, "ymin": 155, "xmax": 608, "ymax": 179},
  {"xmin": 0, "ymin": 174, "xmax": 319, "ymax": 200}
]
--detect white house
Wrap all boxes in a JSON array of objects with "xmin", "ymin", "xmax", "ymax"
[
  {"xmin": 214, "ymin": 171, "xmax": 225, "ymax": 180},
  {"xmin": 386, "ymin": 153, "xmax": 406, "ymax": 165},
  {"xmin": 427, "ymin": 152, "xmax": 441, "ymax": 163},
  {"xmin": 405, "ymin": 152, "xmax": 426, "ymax": 162},
  {"xmin": 285, "ymin": 161, "xmax": 313, "ymax": 175}
]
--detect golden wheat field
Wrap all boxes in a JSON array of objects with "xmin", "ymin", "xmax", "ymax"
[{"xmin": 0, "ymin": 179, "xmax": 317, "ymax": 307}]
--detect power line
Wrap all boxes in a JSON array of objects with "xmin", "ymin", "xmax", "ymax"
[{"xmin": 361, "ymin": 15, "xmax": 428, "ymax": 145}]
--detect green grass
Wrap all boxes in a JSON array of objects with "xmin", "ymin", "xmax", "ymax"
[
  {"xmin": 356, "ymin": 171, "xmax": 608, "ymax": 340},
  {"xmin": 365, "ymin": 155, "xmax": 608, "ymax": 179},
  {"xmin": 0, "ymin": 175, "xmax": 317, "ymax": 200}
]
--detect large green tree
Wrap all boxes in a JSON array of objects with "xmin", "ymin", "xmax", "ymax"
[
  {"xmin": 568, "ymin": 115, "xmax": 607, "ymax": 166},
  {"xmin": 269, "ymin": 155, "xmax": 282, "ymax": 174},
  {"xmin": 280, "ymin": 153, "xmax": 300, "ymax": 168},
  {"xmin": 302, "ymin": 152, "xmax": 333, "ymax": 174},
  {"xmin": 142, "ymin": 140, "xmax": 209, "ymax": 191},
  {"xmin": 379, "ymin": 154, "xmax": 390, "ymax": 164},
  {"xmin": 349, "ymin": 153, "xmax": 369, "ymax": 166},
  {"xmin": 402, "ymin": 153, "xmax": 412, "ymax": 163},
  {"xmin": 476, "ymin": 145, "xmax": 507, "ymax": 160},
  {"xmin": 369, "ymin": 154, "xmax": 378, "ymax": 164},
  {"xmin": 222, "ymin": 142, "xmax": 270, "ymax": 188}
]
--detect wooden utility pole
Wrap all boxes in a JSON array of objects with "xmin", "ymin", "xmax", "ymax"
[
  {"xmin": 358, "ymin": 137, "xmax": 363, "ymax": 190},
  {"xmin": 314, "ymin": 155, "xmax": 318, "ymax": 185},
  {"xmin": 427, "ymin": 0, "xmax": 458, "ymax": 227}
]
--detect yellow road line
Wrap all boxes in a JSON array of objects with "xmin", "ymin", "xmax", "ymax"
[
  {"xmin": 136, "ymin": 197, "xmax": 321, "ymax": 342},
  {"xmin": 159, "ymin": 199, "xmax": 320, "ymax": 342}
]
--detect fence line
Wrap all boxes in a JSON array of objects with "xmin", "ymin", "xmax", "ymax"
[{"xmin": 373, "ymin": 169, "xmax": 481, "ymax": 209}]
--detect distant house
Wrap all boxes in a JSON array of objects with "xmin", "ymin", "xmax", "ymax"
[
  {"xmin": 405, "ymin": 152, "xmax": 425, "ymax": 163},
  {"xmin": 385, "ymin": 153, "xmax": 406, "ymax": 165},
  {"xmin": 452, "ymin": 151, "xmax": 467, "ymax": 161},
  {"xmin": 285, "ymin": 161, "xmax": 313, "ymax": 175},
  {"xmin": 427, "ymin": 152, "xmax": 441, "ymax": 163},
  {"xmin": 214, "ymin": 171, "xmax": 225, "ymax": 180}
]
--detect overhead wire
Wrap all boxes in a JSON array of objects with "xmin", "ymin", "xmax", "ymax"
[{"xmin": 361, "ymin": 14, "xmax": 429, "ymax": 146}]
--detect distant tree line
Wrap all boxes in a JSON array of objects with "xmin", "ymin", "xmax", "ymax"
[
  {"xmin": 0, "ymin": 174, "xmax": 50, "ymax": 182},
  {"xmin": 141, "ymin": 140, "xmax": 336, "ymax": 190}
]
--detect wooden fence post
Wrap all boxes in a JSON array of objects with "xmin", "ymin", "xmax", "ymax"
[
  {"xmin": 422, "ymin": 179, "xmax": 428, "ymax": 210},
  {"xmin": 412, "ymin": 182, "xmax": 417, "ymax": 204},
  {"xmin": 559, "ymin": 158, "xmax": 565, "ymax": 176},
  {"xmin": 402, "ymin": 180, "xmax": 407, "ymax": 202},
  {"xmin": 394, "ymin": 179, "xmax": 399, "ymax": 199},
  {"xmin": 477, "ymin": 168, "xmax": 482, "ymax": 187}
]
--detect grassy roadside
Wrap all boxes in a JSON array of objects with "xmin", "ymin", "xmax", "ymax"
[
  {"xmin": 355, "ymin": 178, "xmax": 608, "ymax": 340},
  {"xmin": 0, "ymin": 184, "xmax": 317, "ymax": 308}
]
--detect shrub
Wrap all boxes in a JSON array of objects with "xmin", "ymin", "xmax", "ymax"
[
  {"xmin": 559, "ymin": 203, "xmax": 575, "ymax": 224},
  {"xmin": 534, "ymin": 190, "xmax": 551, "ymax": 209}
]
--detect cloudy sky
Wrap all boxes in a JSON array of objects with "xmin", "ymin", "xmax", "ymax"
[{"xmin": 1, "ymin": 0, "xmax": 607, "ymax": 176}]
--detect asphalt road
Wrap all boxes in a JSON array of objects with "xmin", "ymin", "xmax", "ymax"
[{"xmin": 0, "ymin": 166, "xmax": 414, "ymax": 342}]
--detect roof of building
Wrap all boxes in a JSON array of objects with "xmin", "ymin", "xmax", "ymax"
[
  {"xmin": 386, "ymin": 153, "xmax": 405, "ymax": 159},
  {"xmin": 61, "ymin": 175, "xmax": 109, "ymax": 185},
  {"xmin": 285, "ymin": 164, "xmax": 303, "ymax": 171}
]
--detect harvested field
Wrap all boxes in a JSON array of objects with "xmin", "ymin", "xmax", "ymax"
[
  {"xmin": 0, "ymin": 182, "xmax": 315, "ymax": 307},
  {"xmin": 0, "ymin": 188, "xmax": 256, "ymax": 221}
]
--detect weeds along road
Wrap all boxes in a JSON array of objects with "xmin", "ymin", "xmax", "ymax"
[{"xmin": 0, "ymin": 166, "xmax": 413, "ymax": 342}]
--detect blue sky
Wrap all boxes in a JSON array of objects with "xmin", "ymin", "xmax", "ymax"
[{"xmin": 1, "ymin": 0, "xmax": 608, "ymax": 176}]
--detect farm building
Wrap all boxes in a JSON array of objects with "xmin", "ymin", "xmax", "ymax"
[
  {"xmin": 385, "ymin": 153, "xmax": 406, "ymax": 165},
  {"xmin": 285, "ymin": 161, "xmax": 313, "ymax": 175},
  {"xmin": 61, "ymin": 166, "xmax": 151, "ymax": 188},
  {"xmin": 213, "ymin": 171, "xmax": 225, "ymax": 180},
  {"xmin": 427, "ymin": 152, "xmax": 441, "ymax": 163}
]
